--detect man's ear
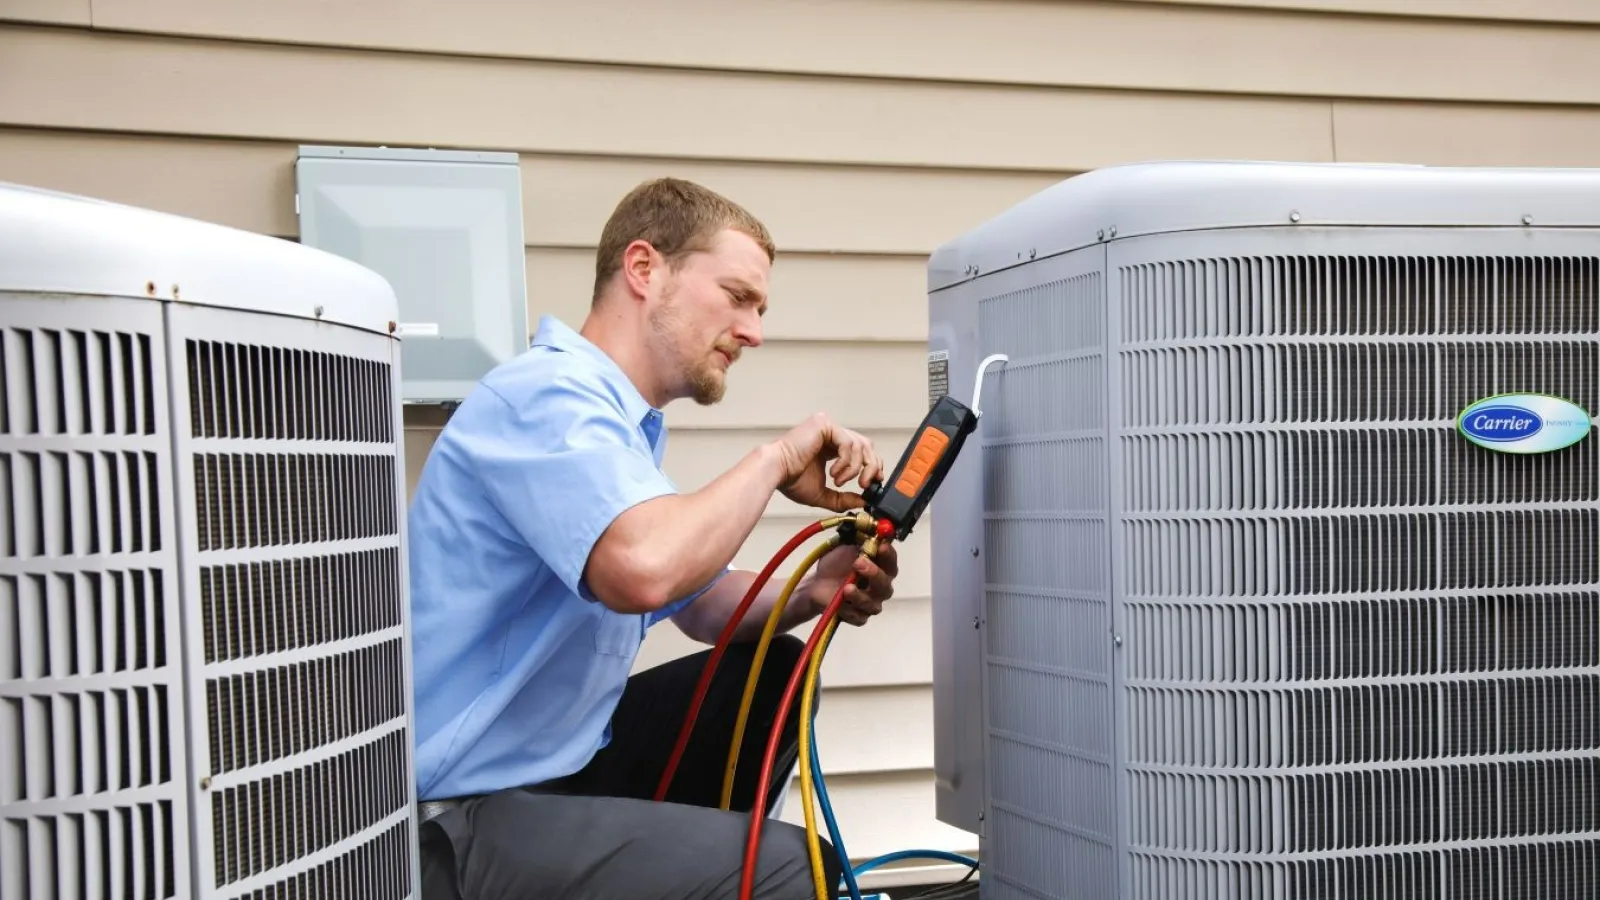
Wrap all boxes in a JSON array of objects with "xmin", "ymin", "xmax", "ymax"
[{"xmin": 621, "ymin": 239, "xmax": 659, "ymax": 301}]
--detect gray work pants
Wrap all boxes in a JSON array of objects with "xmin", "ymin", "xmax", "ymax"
[{"xmin": 419, "ymin": 635, "xmax": 842, "ymax": 899}]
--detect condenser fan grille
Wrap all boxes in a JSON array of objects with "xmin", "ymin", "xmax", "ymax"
[
  {"xmin": 1111, "ymin": 254, "xmax": 1600, "ymax": 897},
  {"xmin": 171, "ymin": 312, "xmax": 411, "ymax": 898}
]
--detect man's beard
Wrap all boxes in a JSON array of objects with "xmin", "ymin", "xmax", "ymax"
[{"xmin": 648, "ymin": 288, "xmax": 727, "ymax": 406}]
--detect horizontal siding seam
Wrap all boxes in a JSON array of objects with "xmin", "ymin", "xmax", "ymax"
[{"xmin": 10, "ymin": 20, "xmax": 1600, "ymax": 109}]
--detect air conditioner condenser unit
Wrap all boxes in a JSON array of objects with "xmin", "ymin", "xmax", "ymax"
[
  {"xmin": 0, "ymin": 184, "xmax": 419, "ymax": 899},
  {"xmin": 927, "ymin": 161, "xmax": 1600, "ymax": 900}
]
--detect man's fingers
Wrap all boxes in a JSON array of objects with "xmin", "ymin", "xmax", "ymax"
[
  {"xmin": 860, "ymin": 444, "xmax": 885, "ymax": 488},
  {"xmin": 820, "ymin": 488, "xmax": 864, "ymax": 513},
  {"xmin": 840, "ymin": 441, "xmax": 865, "ymax": 485},
  {"xmin": 875, "ymin": 543, "xmax": 899, "ymax": 577}
]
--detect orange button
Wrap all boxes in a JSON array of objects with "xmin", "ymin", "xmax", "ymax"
[{"xmin": 893, "ymin": 427, "xmax": 951, "ymax": 497}]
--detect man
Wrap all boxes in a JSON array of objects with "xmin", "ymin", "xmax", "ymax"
[{"xmin": 407, "ymin": 177, "xmax": 901, "ymax": 899}]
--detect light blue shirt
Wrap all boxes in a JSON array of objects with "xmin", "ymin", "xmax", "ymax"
[{"xmin": 408, "ymin": 315, "xmax": 721, "ymax": 801}]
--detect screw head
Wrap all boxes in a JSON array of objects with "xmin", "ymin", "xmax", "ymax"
[
  {"xmin": 1113, "ymin": 633, "xmax": 1124, "ymax": 647},
  {"xmin": 1523, "ymin": 214, "xmax": 1534, "ymax": 226},
  {"xmin": 1289, "ymin": 211, "xmax": 1302, "ymax": 223},
  {"xmin": 1097, "ymin": 229, "xmax": 1105, "ymax": 240},
  {"xmin": 314, "ymin": 305, "xmax": 325, "ymax": 318},
  {"xmin": 1109, "ymin": 226, "xmax": 1118, "ymax": 238},
  {"xmin": 1029, "ymin": 248, "xmax": 1037, "ymax": 259},
  {"xmin": 970, "ymin": 547, "xmax": 980, "ymax": 557}
]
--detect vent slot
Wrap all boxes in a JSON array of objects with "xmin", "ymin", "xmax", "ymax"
[
  {"xmin": 199, "ymin": 548, "xmax": 403, "ymax": 665},
  {"xmin": 234, "ymin": 819, "xmax": 413, "ymax": 900},
  {"xmin": 0, "ymin": 569, "xmax": 168, "ymax": 681},
  {"xmin": 1444, "ymin": 675, "xmax": 1599, "ymax": 757},
  {"xmin": 211, "ymin": 728, "xmax": 410, "ymax": 887},
  {"xmin": 193, "ymin": 453, "xmax": 398, "ymax": 551},
  {"xmin": 0, "ymin": 450, "xmax": 163, "ymax": 559},
  {"xmin": 1, "ymin": 326, "xmax": 158, "ymax": 437},
  {"xmin": 1, "ymin": 801, "xmax": 179, "ymax": 900},
  {"xmin": 1442, "ymin": 592, "xmax": 1600, "ymax": 674},
  {"xmin": 1442, "ymin": 340, "xmax": 1600, "ymax": 427},
  {"xmin": 1121, "ymin": 255, "xmax": 1599, "ymax": 342},
  {"xmin": 981, "ymin": 272, "xmax": 1103, "ymax": 359},
  {"xmin": 187, "ymin": 340, "xmax": 393, "ymax": 443},
  {"xmin": 207, "ymin": 639, "xmax": 407, "ymax": 775},
  {"xmin": 2, "ymin": 684, "xmax": 173, "ymax": 803}
]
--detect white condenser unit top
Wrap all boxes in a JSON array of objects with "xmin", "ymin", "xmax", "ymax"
[
  {"xmin": 926, "ymin": 161, "xmax": 1600, "ymax": 900},
  {"xmin": 0, "ymin": 183, "xmax": 419, "ymax": 900}
]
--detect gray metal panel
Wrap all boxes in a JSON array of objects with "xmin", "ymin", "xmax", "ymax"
[
  {"xmin": 928, "ymin": 161, "xmax": 1600, "ymax": 292},
  {"xmin": 295, "ymin": 145, "xmax": 528, "ymax": 405},
  {"xmin": 1104, "ymin": 225, "xmax": 1600, "ymax": 900},
  {"xmin": 947, "ymin": 215, "xmax": 1600, "ymax": 899},
  {"xmin": 0, "ymin": 293, "xmax": 192, "ymax": 900},
  {"xmin": 968, "ymin": 246, "xmax": 1117, "ymax": 900},
  {"xmin": 163, "ymin": 305, "xmax": 417, "ymax": 899},
  {"xmin": 929, "ymin": 277, "xmax": 986, "ymax": 834}
]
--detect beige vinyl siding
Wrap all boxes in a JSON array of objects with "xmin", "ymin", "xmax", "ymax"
[{"xmin": 6, "ymin": 0, "xmax": 1600, "ymax": 880}]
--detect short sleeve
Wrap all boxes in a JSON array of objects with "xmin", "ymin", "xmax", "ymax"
[{"xmin": 455, "ymin": 368, "xmax": 679, "ymax": 601}]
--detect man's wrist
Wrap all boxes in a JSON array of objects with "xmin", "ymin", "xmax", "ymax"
[
  {"xmin": 753, "ymin": 441, "xmax": 790, "ymax": 491},
  {"xmin": 800, "ymin": 568, "xmax": 836, "ymax": 615}
]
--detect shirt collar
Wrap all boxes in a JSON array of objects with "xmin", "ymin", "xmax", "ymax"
[{"xmin": 530, "ymin": 315, "xmax": 665, "ymax": 443}]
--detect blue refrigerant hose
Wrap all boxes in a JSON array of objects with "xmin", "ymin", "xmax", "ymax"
[
  {"xmin": 809, "ymin": 706, "xmax": 864, "ymax": 900},
  {"xmin": 811, "ymin": 721, "xmax": 981, "ymax": 897}
]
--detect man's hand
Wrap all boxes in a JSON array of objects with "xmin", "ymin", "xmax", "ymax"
[
  {"xmin": 770, "ymin": 412, "xmax": 885, "ymax": 513},
  {"xmin": 806, "ymin": 541, "xmax": 898, "ymax": 626}
]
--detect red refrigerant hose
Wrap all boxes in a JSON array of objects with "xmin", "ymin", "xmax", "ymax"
[
  {"xmin": 653, "ymin": 516, "xmax": 843, "ymax": 802},
  {"xmin": 740, "ymin": 525, "xmax": 892, "ymax": 900}
]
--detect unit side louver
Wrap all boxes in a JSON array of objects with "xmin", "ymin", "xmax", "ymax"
[
  {"xmin": 977, "ymin": 261, "xmax": 1121, "ymax": 900},
  {"xmin": 168, "ymin": 307, "xmax": 413, "ymax": 900},
  {"xmin": 0, "ymin": 299, "xmax": 187, "ymax": 900}
]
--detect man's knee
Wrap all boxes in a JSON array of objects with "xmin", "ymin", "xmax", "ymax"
[
  {"xmin": 455, "ymin": 790, "xmax": 842, "ymax": 900},
  {"xmin": 764, "ymin": 633, "xmax": 806, "ymax": 673},
  {"xmin": 761, "ymin": 633, "xmax": 820, "ymax": 712},
  {"xmin": 756, "ymin": 820, "xmax": 844, "ymax": 899}
]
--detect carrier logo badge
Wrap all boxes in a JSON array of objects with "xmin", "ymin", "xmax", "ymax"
[{"xmin": 1457, "ymin": 393, "xmax": 1592, "ymax": 454}]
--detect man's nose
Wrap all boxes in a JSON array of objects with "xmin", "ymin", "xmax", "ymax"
[{"xmin": 733, "ymin": 310, "xmax": 764, "ymax": 348}]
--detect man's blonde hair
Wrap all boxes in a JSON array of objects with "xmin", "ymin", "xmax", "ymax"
[{"xmin": 592, "ymin": 177, "xmax": 775, "ymax": 303}]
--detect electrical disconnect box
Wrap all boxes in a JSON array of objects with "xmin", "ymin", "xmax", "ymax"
[{"xmin": 295, "ymin": 145, "xmax": 528, "ymax": 405}]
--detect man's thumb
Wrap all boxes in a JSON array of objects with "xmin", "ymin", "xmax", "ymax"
[{"xmin": 819, "ymin": 489, "xmax": 865, "ymax": 513}]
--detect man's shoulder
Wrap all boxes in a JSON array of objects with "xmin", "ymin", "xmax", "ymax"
[{"xmin": 480, "ymin": 345, "xmax": 629, "ymax": 416}]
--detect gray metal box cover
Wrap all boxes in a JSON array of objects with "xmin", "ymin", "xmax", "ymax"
[
  {"xmin": 296, "ymin": 145, "xmax": 528, "ymax": 404},
  {"xmin": 927, "ymin": 160, "xmax": 1600, "ymax": 900}
]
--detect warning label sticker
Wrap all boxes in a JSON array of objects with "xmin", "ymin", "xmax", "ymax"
[{"xmin": 927, "ymin": 349, "xmax": 949, "ymax": 409}]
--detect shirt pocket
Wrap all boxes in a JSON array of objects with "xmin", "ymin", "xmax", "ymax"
[{"xmin": 591, "ymin": 609, "xmax": 645, "ymax": 658}]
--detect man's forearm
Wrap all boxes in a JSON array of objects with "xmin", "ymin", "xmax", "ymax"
[
  {"xmin": 678, "ymin": 566, "xmax": 824, "ymax": 644},
  {"xmin": 588, "ymin": 443, "xmax": 786, "ymax": 612}
]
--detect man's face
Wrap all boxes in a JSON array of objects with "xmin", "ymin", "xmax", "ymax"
[{"xmin": 647, "ymin": 229, "xmax": 770, "ymax": 405}]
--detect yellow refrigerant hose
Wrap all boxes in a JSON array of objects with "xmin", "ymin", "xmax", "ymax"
[
  {"xmin": 799, "ymin": 607, "xmax": 843, "ymax": 900},
  {"xmin": 721, "ymin": 534, "xmax": 842, "ymax": 810}
]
